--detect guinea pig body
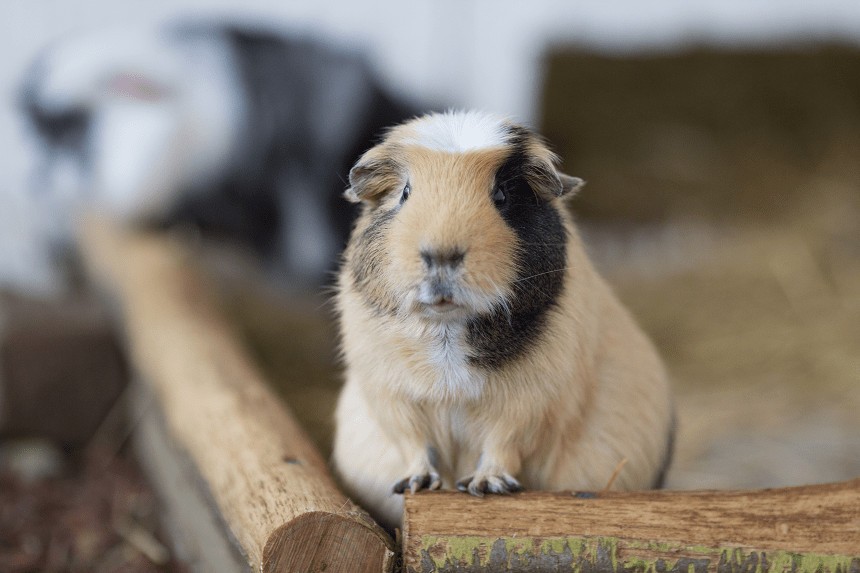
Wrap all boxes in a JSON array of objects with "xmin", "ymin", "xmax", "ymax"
[{"xmin": 333, "ymin": 111, "xmax": 674, "ymax": 530}]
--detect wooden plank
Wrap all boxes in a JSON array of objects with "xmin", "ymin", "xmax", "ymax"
[
  {"xmin": 78, "ymin": 218, "xmax": 395, "ymax": 573},
  {"xmin": 403, "ymin": 483, "xmax": 860, "ymax": 572}
]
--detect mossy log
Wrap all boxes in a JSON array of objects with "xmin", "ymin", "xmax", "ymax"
[
  {"xmin": 403, "ymin": 482, "xmax": 860, "ymax": 573},
  {"xmin": 79, "ymin": 218, "xmax": 394, "ymax": 573}
]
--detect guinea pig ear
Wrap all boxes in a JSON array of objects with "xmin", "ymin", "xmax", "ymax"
[
  {"xmin": 344, "ymin": 147, "xmax": 402, "ymax": 204},
  {"xmin": 526, "ymin": 162, "xmax": 586, "ymax": 201},
  {"xmin": 559, "ymin": 173, "xmax": 585, "ymax": 198},
  {"xmin": 518, "ymin": 132, "xmax": 583, "ymax": 200}
]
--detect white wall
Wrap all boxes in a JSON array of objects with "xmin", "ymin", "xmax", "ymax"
[{"xmin": 2, "ymin": 0, "xmax": 860, "ymax": 293}]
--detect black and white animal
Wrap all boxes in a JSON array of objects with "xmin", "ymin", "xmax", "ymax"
[
  {"xmin": 333, "ymin": 111, "xmax": 674, "ymax": 529},
  {"xmin": 19, "ymin": 22, "xmax": 419, "ymax": 287}
]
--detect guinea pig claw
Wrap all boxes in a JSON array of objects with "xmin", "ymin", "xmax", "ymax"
[
  {"xmin": 502, "ymin": 475, "xmax": 524, "ymax": 492},
  {"xmin": 455, "ymin": 475, "xmax": 486, "ymax": 497},
  {"xmin": 429, "ymin": 474, "xmax": 442, "ymax": 490},
  {"xmin": 392, "ymin": 471, "xmax": 441, "ymax": 495},
  {"xmin": 392, "ymin": 478, "xmax": 407, "ymax": 494},
  {"xmin": 456, "ymin": 473, "xmax": 523, "ymax": 496}
]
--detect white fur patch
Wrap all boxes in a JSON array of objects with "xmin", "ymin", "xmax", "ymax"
[
  {"xmin": 422, "ymin": 322, "xmax": 485, "ymax": 400},
  {"xmin": 403, "ymin": 110, "xmax": 511, "ymax": 153}
]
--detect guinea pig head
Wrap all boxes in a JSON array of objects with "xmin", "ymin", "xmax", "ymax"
[{"xmin": 344, "ymin": 112, "xmax": 584, "ymax": 325}]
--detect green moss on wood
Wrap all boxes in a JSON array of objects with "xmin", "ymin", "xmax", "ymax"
[{"xmin": 414, "ymin": 535, "xmax": 860, "ymax": 573}]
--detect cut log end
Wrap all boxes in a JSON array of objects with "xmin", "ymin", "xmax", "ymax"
[{"xmin": 263, "ymin": 511, "xmax": 395, "ymax": 573}]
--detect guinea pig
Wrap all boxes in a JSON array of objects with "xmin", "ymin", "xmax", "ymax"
[{"xmin": 333, "ymin": 110, "xmax": 674, "ymax": 530}]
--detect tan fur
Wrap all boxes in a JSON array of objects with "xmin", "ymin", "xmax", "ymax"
[{"xmin": 333, "ymin": 113, "xmax": 673, "ymax": 530}]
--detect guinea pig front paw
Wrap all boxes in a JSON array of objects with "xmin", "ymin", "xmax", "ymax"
[
  {"xmin": 392, "ymin": 470, "xmax": 442, "ymax": 495},
  {"xmin": 456, "ymin": 472, "xmax": 523, "ymax": 497}
]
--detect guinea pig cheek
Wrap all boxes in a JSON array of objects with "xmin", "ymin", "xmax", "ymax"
[
  {"xmin": 383, "ymin": 211, "xmax": 434, "ymax": 313},
  {"xmin": 457, "ymin": 212, "xmax": 520, "ymax": 314}
]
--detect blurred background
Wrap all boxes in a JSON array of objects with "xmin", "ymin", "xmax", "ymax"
[{"xmin": 2, "ymin": 1, "xmax": 860, "ymax": 570}]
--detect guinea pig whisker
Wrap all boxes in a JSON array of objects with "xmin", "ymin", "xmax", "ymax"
[
  {"xmin": 512, "ymin": 267, "xmax": 570, "ymax": 284},
  {"xmin": 315, "ymin": 292, "xmax": 341, "ymax": 312},
  {"xmin": 495, "ymin": 173, "xmax": 521, "ymax": 187},
  {"xmin": 509, "ymin": 281, "xmax": 558, "ymax": 307},
  {"xmin": 495, "ymin": 293, "xmax": 513, "ymax": 327}
]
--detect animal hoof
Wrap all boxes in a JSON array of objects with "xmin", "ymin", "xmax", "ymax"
[{"xmin": 392, "ymin": 471, "xmax": 442, "ymax": 494}]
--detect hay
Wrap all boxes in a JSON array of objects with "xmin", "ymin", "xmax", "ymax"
[{"xmin": 597, "ymin": 197, "xmax": 860, "ymax": 488}]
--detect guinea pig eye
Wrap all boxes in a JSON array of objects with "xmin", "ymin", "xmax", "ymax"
[
  {"xmin": 492, "ymin": 184, "xmax": 507, "ymax": 206},
  {"xmin": 400, "ymin": 183, "xmax": 411, "ymax": 204}
]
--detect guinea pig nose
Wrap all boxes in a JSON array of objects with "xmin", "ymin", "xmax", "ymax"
[{"xmin": 420, "ymin": 248, "xmax": 465, "ymax": 270}]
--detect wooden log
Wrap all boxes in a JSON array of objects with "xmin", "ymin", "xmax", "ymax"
[
  {"xmin": 78, "ymin": 218, "xmax": 395, "ymax": 573},
  {"xmin": 403, "ymin": 482, "xmax": 860, "ymax": 573}
]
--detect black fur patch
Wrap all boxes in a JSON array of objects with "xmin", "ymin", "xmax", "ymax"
[
  {"xmin": 20, "ymin": 61, "xmax": 93, "ymax": 176},
  {"xmin": 166, "ymin": 24, "xmax": 419, "ymax": 278},
  {"xmin": 28, "ymin": 107, "xmax": 91, "ymax": 151},
  {"xmin": 466, "ymin": 128, "xmax": 568, "ymax": 370},
  {"xmin": 349, "ymin": 205, "xmax": 398, "ymax": 315},
  {"xmin": 19, "ymin": 55, "xmax": 88, "ymax": 150}
]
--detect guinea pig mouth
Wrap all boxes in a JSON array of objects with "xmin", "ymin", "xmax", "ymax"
[
  {"xmin": 415, "ymin": 280, "xmax": 465, "ymax": 316},
  {"xmin": 425, "ymin": 298, "xmax": 459, "ymax": 314}
]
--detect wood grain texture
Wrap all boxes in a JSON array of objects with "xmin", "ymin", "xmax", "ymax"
[
  {"xmin": 403, "ymin": 482, "xmax": 860, "ymax": 572},
  {"xmin": 79, "ymin": 218, "xmax": 394, "ymax": 573}
]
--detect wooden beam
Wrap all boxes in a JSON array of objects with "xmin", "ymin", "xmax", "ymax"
[
  {"xmin": 403, "ymin": 482, "xmax": 860, "ymax": 572},
  {"xmin": 78, "ymin": 218, "xmax": 395, "ymax": 573}
]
